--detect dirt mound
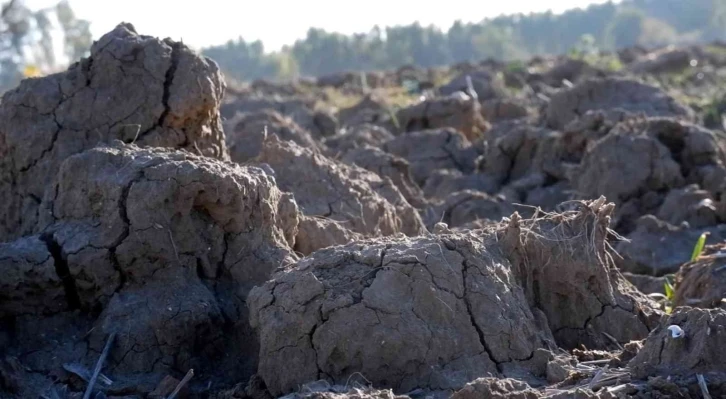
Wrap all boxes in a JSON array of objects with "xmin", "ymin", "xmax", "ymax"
[
  {"xmin": 0, "ymin": 22, "xmax": 227, "ymax": 242},
  {"xmin": 340, "ymin": 145, "xmax": 427, "ymax": 208},
  {"xmin": 324, "ymin": 124, "xmax": 396, "ymax": 153},
  {"xmin": 227, "ymin": 109, "xmax": 321, "ymax": 163},
  {"xmin": 479, "ymin": 121, "xmax": 566, "ymax": 191},
  {"xmin": 438, "ymin": 70, "xmax": 506, "ymax": 101},
  {"xmin": 423, "ymin": 190, "xmax": 514, "ymax": 229},
  {"xmin": 476, "ymin": 121, "xmax": 573, "ymax": 211},
  {"xmin": 249, "ymin": 234, "xmax": 553, "ymax": 396},
  {"xmin": 382, "ymin": 128, "xmax": 479, "ymax": 186},
  {"xmin": 629, "ymin": 47, "xmax": 693, "ymax": 74},
  {"xmin": 396, "ymin": 94, "xmax": 490, "ymax": 140},
  {"xmin": 481, "ymin": 99, "xmax": 530, "ymax": 122},
  {"xmin": 559, "ymin": 109, "xmax": 636, "ymax": 159},
  {"xmin": 656, "ymin": 184, "xmax": 720, "ymax": 228},
  {"xmin": 545, "ymin": 77, "xmax": 693, "ymax": 129},
  {"xmin": 629, "ymin": 307, "xmax": 726, "ymax": 379},
  {"xmin": 221, "ymin": 95, "xmax": 338, "ymax": 139},
  {"xmin": 574, "ymin": 125, "xmax": 683, "ymax": 223},
  {"xmin": 616, "ymin": 215, "xmax": 726, "ymax": 275},
  {"xmin": 256, "ymin": 136, "xmax": 426, "ymax": 254},
  {"xmin": 248, "ymin": 198, "xmax": 658, "ymax": 395},
  {"xmin": 541, "ymin": 58, "xmax": 602, "ymax": 87},
  {"xmin": 422, "ymin": 170, "xmax": 497, "ymax": 201},
  {"xmin": 0, "ymin": 142, "xmax": 298, "ymax": 396},
  {"xmin": 337, "ymin": 93, "xmax": 396, "ymax": 129},
  {"xmin": 574, "ymin": 117, "xmax": 726, "ymax": 232},
  {"xmin": 674, "ymin": 243, "xmax": 726, "ymax": 308}
]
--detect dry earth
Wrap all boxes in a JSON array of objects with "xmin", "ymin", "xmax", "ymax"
[{"xmin": 3, "ymin": 23, "xmax": 726, "ymax": 399}]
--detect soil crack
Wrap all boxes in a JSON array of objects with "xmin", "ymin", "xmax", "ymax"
[
  {"xmin": 40, "ymin": 232, "xmax": 81, "ymax": 310},
  {"xmin": 461, "ymin": 257, "xmax": 503, "ymax": 373}
]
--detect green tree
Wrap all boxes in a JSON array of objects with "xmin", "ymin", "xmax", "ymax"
[
  {"xmin": 56, "ymin": 0, "xmax": 92, "ymax": 61},
  {"xmin": 0, "ymin": 0, "xmax": 91, "ymax": 92},
  {"xmin": 604, "ymin": 8, "xmax": 646, "ymax": 49},
  {"xmin": 639, "ymin": 16, "xmax": 678, "ymax": 47}
]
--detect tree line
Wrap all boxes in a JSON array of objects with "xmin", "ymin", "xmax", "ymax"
[{"xmin": 202, "ymin": 0, "xmax": 726, "ymax": 82}]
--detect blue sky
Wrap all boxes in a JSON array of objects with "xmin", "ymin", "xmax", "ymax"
[{"xmin": 29, "ymin": 0, "xmax": 618, "ymax": 51}]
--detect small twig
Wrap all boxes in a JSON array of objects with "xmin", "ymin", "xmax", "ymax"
[
  {"xmin": 697, "ymin": 374, "xmax": 712, "ymax": 399},
  {"xmin": 167, "ymin": 369, "xmax": 194, "ymax": 399},
  {"xmin": 581, "ymin": 359, "xmax": 612, "ymax": 365},
  {"xmin": 344, "ymin": 371, "xmax": 372, "ymax": 391},
  {"xmin": 602, "ymin": 332, "xmax": 623, "ymax": 350},
  {"xmin": 63, "ymin": 363, "xmax": 113, "ymax": 385},
  {"xmin": 588, "ymin": 365, "xmax": 608, "ymax": 390},
  {"xmin": 606, "ymin": 383, "xmax": 630, "ymax": 393},
  {"xmin": 167, "ymin": 228, "xmax": 180, "ymax": 264},
  {"xmin": 591, "ymin": 374, "xmax": 629, "ymax": 390},
  {"xmin": 83, "ymin": 332, "xmax": 116, "ymax": 399}
]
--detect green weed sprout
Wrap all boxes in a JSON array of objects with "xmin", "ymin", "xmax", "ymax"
[
  {"xmin": 663, "ymin": 275, "xmax": 676, "ymax": 315},
  {"xmin": 659, "ymin": 232, "xmax": 710, "ymax": 314},
  {"xmin": 691, "ymin": 232, "xmax": 709, "ymax": 261}
]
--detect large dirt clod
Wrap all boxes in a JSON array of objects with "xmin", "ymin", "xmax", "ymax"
[
  {"xmin": 324, "ymin": 124, "xmax": 396, "ymax": 153},
  {"xmin": 396, "ymin": 94, "xmax": 490, "ymax": 141},
  {"xmin": 256, "ymin": 136, "xmax": 426, "ymax": 254},
  {"xmin": 423, "ymin": 190, "xmax": 514, "ymax": 229},
  {"xmin": 340, "ymin": 145, "xmax": 427, "ymax": 208},
  {"xmin": 227, "ymin": 109, "xmax": 321, "ymax": 163},
  {"xmin": 674, "ymin": 243, "xmax": 726, "ymax": 309},
  {"xmin": 574, "ymin": 117, "xmax": 726, "ymax": 232},
  {"xmin": 574, "ymin": 125, "xmax": 684, "ymax": 211},
  {"xmin": 628, "ymin": 47, "xmax": 693, "ymax": 74},
  {"xmin": 249, "ymin": 234, "xmax": 553, "ymax": 396},
  {"xmin": 2, "ymin": 141, "xmax": 298, "ymax": 392},
  {"xmin": 478, "ymin": 121, "xmax": 567, "ymax": 189},
  {"xmin": 617, "ymin": 215, "xmax": 726, "ymax": 275},
  {"xmin": 422, "ymin": 170, "xmax": 497, "ymax": 201},
  {"xmin": 629, "ymin": 307, "xmax": 726, "ymax": 379},
  {"xmin": 656, "ymin": 184, "xmax": 720, "ymax": 228},
  {"xmin": 382, "ymin": 128, "xmax": 479, "ymax": 187},
  {"xmin": 545, "ymin": 77, "xmax": 693, "ymax": 130},
  {"xmin": 37, "ymin": 142, "xmax": 295, "ymax": 307},
  {"xmin": 221, "ymin": 96, "xmax": 338, "ymax": 139},
  {"xmin": 541, "ymin": 58, "xmax": 601, "ymax": 87},
  {"xmin": 249, "ymin": 198, "xmax": 659, "ymax": 396},
  {"xmin": 0, "ymin": 22, "xmax": 228, "ymax": 242},
  {"xmin": 337, "ymin": 93, "xmax": 396, "ymax": 129},
  {"xmin": 481, "ymin": 99, "xmax": 530, "ymax": 123}
]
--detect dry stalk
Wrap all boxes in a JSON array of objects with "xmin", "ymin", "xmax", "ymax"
[
  {"xmin": 167, "ymin": 369, "xmax": 194, "ymax": 399},
  {"xmin": 83, "ymin": 332, "xmax": 116, "ymax": 399}
]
